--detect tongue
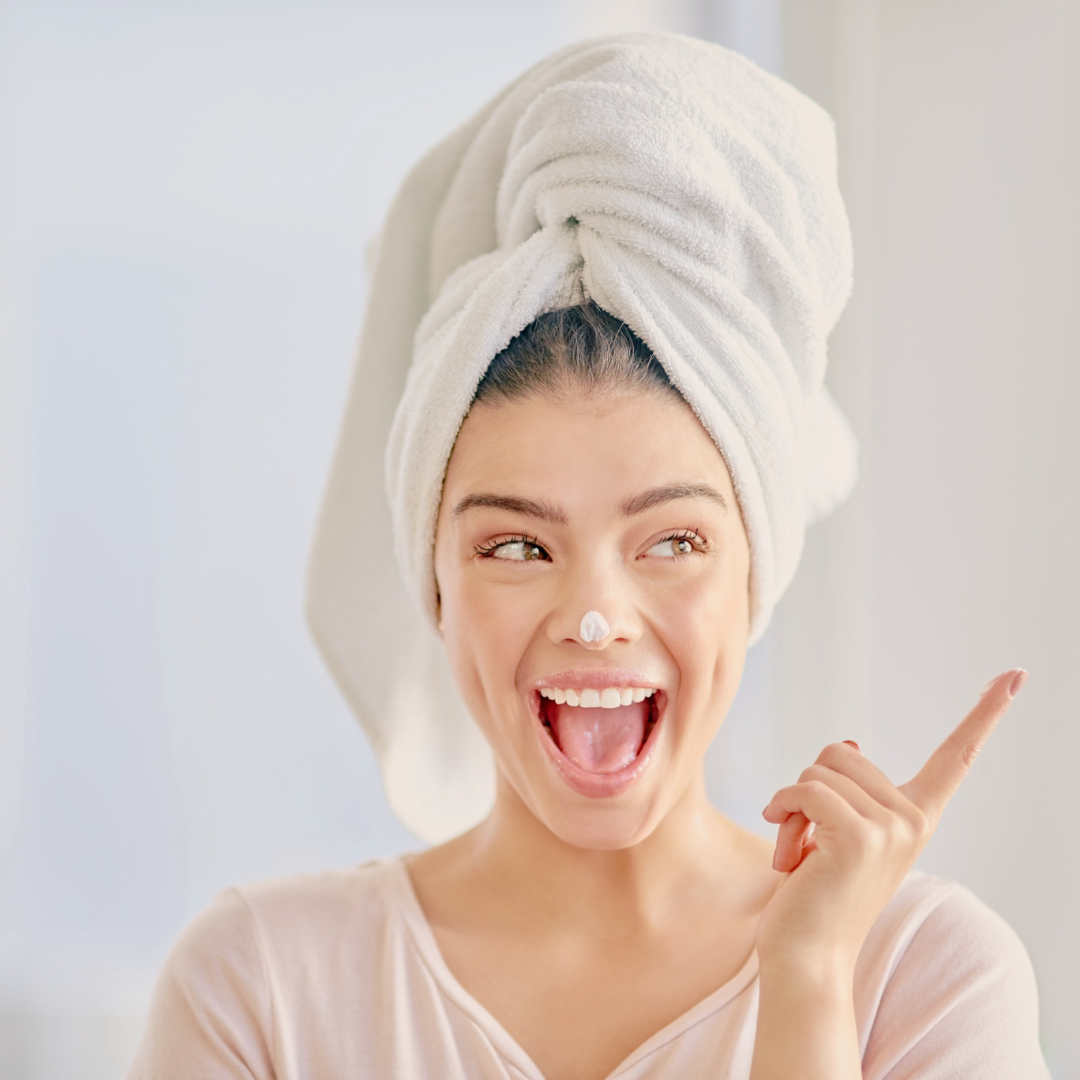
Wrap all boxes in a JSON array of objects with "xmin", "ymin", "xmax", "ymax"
[{"xmin": 550, "ymin": 701, "xmax": 649, "ymax": 773}]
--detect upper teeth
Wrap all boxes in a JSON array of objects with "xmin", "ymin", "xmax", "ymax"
[{"xmin": 539, "ymin": 687, "xmax": 655, "ymax": 708}]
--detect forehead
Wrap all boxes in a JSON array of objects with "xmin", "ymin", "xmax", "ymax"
[{"xmin": 442, "ymin": 391, "xmax": 734, "ymax": 507}]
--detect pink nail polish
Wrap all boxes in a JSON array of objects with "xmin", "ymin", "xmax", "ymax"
[
  {"xmin": 843, "ymin": 739, "xmax": 861, "ymax": 752},
  {"xmin": 1007, "ymin": 669, "xmax": 1029, "ymax": 698}
]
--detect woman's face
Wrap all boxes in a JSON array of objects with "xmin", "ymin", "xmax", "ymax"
[{"xmin": 433, "ymin": 389, "xmax": 751, "ymax": 849}]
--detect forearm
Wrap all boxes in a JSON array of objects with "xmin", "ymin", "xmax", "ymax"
[{"xmin": 750, "ymin": 954, "xmax": 862, "ymax": 1080}]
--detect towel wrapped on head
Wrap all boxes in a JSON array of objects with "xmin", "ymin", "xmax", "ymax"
[{"xmin": 307, "ymin": 32, "xmax": 858, "ymax": 843}]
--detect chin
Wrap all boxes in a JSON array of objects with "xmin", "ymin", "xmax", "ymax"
[{"xmin": 531, "ymin": 790, "xmax": 674, "ymax": 851}]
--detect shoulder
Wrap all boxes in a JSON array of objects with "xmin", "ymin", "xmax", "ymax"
[
  {"xmin": 231, "ymin": 858, "xmax": 399, "ymax": 943},
  {"xmin": 169, "ymin": 858, "xmax": 399, "ymax": 969},
  {"xmin": 861, "ymin": 871, "xmax": 1039, "ymax": 1001},
  {"xmin": 128, "ymin": 860, "xmax": 406, "ymax": 1079},
  {"xmin": 856, "ymin": 871, "xmax": 1049, "ymax": 1080},
  {"xmin": 903, "ymin": 875, "xmax": 1037, "ymax": 983}
]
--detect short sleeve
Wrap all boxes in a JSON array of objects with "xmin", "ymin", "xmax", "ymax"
[
  {"xmin": 862, "ymin": 885, "xmax": 1050, "ymax": 1080},
  {"xmin": 126, "ymin": 889, "xmax": 276, "ymax": 1080}
]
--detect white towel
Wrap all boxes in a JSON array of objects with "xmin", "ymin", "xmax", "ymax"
[{"xmin": 306, "ymin": 33, "xmax": 857, "ymax": 843}]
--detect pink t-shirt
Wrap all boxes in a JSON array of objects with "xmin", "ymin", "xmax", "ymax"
[{"xmin": 127, "ymin": 859, "xmax": 1049, "ymax": 1079}]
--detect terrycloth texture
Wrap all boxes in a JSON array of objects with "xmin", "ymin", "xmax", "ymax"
[
  {"xmin": 306, "ymin": 33, "xmax": 858, "ymax": 842},
  {"xmin": 127, "ymin": 866, "xmax": 1052, "ymax": 1079}
]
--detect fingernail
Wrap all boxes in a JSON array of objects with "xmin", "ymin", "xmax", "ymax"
[
  {"xmin": 843, "ymin": 739, "xmax": 861, "ymax": 752},
  {"xmin": 1007, "ymin": 668, "xmax": 1029, "ymax": 699}
]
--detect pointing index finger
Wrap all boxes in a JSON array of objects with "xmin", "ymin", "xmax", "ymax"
[{"xmin": 900, "ymin": 669, "xmax": 1028, "ymax": 821}]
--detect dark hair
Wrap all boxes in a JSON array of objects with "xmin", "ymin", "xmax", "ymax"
[{"xmin": 472, "ymin": 301, "xmax": 679, "ymax": 405}]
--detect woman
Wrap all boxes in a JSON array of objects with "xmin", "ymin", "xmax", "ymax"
[{"xmin": 129, "ymin": 34, "xmax": 1049, "ymax": 1079}]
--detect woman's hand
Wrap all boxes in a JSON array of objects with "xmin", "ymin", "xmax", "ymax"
[
  {"xmin": 757, "ymin": 667, "xmax": 1027, "ymax": 967},
  {"xmin": 749, "ymin": 668, "xmax": 1028, "ymax": 1080}
]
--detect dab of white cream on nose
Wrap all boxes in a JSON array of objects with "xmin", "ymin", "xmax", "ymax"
[{"xmin": 580, "ymin": 610, "xmax": 609, "ymax": 642}]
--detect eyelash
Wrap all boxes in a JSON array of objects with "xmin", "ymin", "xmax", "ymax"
[
  {"xmin": 473, "ymin": 529, "xmax": 708, "ymax": 560},
  {"xmin": 652, "ymin": 529, "xmax": 709, "ymax": 556},
  {"xmin": 474, "ymin": 534, "xmax": 548, "ymax": 559}
]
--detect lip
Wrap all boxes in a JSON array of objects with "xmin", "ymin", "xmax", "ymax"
[
  {"xmin": 534, "ymin": 668, "xmax": 662, "ymax": 692},
  {"xmin": 530, "ymin": 685, "xmax": 666, "ymax": 799}
]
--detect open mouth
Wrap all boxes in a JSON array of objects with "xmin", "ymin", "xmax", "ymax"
[{"xmin": 535, "ymin": 684, "xmax": 662, "ymax": 777}]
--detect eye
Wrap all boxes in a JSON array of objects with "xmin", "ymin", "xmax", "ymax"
[
  {"xmin": 645, "ymin": 532, "xmax": 703, "ymax": 558},
  {"xmin": 475, "ymin": 536, "xmax": 551, "ymax": 562}
]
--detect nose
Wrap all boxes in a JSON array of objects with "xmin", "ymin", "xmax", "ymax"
[{"xmin": 548, "ymin": 575, "xmax": 642, "ymax": 650}]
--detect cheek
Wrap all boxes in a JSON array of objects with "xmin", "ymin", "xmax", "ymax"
[
  {"xmin": 647, "ymin": 556, "xmax": 749, "ymax": 708},
  {"xmin": 653, "ymin": 557, "xmax": 747, "ymax": 642},
  {"xmin": 438, "ymin": 568, "xmax": 543, "ymax": 705}
]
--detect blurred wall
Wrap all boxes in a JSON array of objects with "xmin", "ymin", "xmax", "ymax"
[
  {"xmin": 0, "ymin": 3, "xmax": 568, "ymax": 1075},
  {"xmin": 772, "ymin": 1, "xmax": 1080, "ymax": 1074},
  {"xmin": 0, "ymin": 1, "xmax": 1075, "ymax": 1077}
]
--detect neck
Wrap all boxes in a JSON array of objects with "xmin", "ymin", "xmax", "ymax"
[{"xmin": 453, "ymin": 772, "xmax": 751, "ymax": 933}]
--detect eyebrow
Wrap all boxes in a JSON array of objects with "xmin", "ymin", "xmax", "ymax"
[
  {"xmin": 452, "ymin": 483, "xmax": 726, "ymax": 524},
  {"xmin": 452, "ymin": 493, "xmax": 569, "ymax": 524},
  {"xmin": 620, "ymin": 483, "xmax": 728, "ymax": 516}
]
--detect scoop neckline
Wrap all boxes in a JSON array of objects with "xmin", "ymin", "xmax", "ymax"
[{"xmin": 384, "ymin": 855, "xmax": 760, "ymax": 1080}]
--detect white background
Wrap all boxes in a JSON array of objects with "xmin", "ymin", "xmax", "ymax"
[{"xmin": 0, "ymin": 1, "xmax": 1076, "ymax": 1076}]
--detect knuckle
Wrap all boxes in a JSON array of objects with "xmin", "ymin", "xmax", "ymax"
[
  {"xmin": 817, "ymin": 742, "xmax": 847, "ymax": 767},
  {"xmin": 863, "ymin": 818, "xmax": 886, "ymax": 844},
  {"xmin": 908, "ymin": 805, "xmax": 933, "ymax": 842},
  {"xmin": 883, "ymin": 816, "xmax": 912, "ymax": 848},
  {"xmin": 959, "ymin": 740, "xmax": 984, "ymax": 770},
  {"xmin": 848, "ymin": 820, "xmax": 879, "ymax": 854},
  {"xmin": 885, "ymin": 807, "xmax": 930, "ymax": 852},
  {"xmin": 799, "ymin": 764, "xmax": 829, "ymax": 785}
]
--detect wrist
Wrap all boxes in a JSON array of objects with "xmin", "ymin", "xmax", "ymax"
[
  {"xmin": 757, "ymin": 944, "xmax": 858, "ymax": 994},
  {"xmin": 751, "ymin": 952, "xmax": 862, "ymax": 1080}
]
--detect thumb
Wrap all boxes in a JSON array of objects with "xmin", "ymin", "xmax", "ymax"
[{"xmin": 900, "ymin": 668, "xmax": 1028, "ymax": 821}]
